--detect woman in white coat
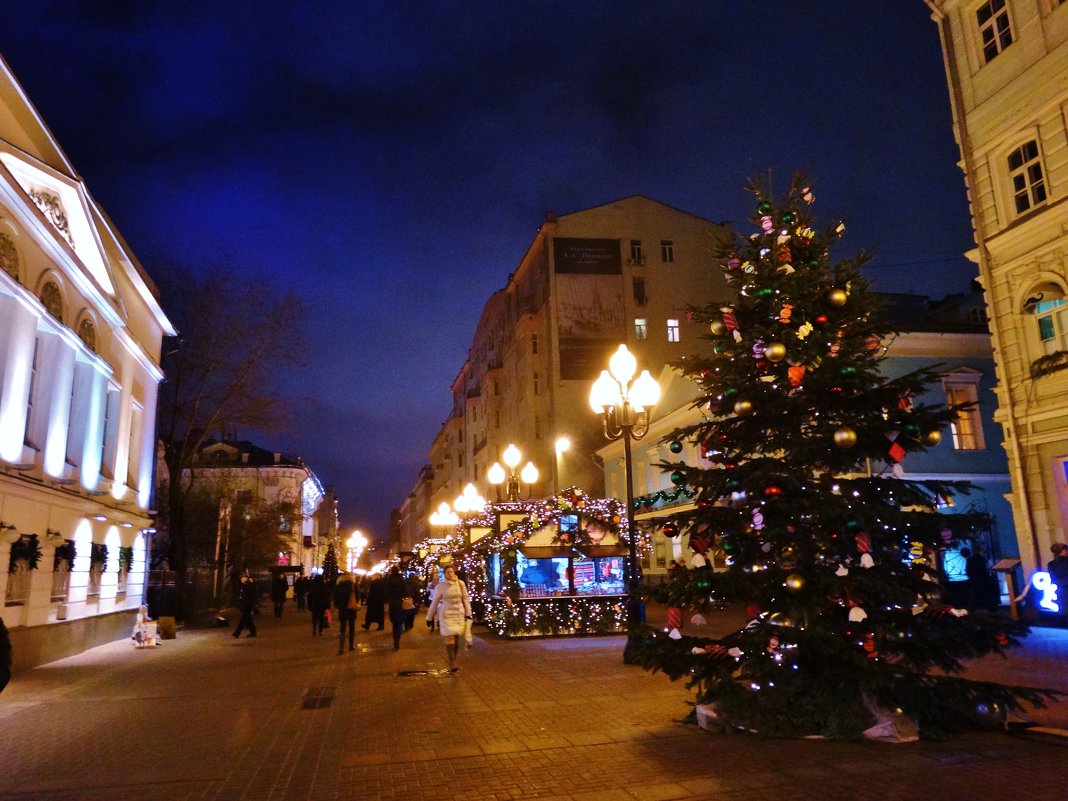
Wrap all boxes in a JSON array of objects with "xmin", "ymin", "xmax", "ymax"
[{"xmin": 425, "ymin": 564, "xmax": 471, "ymax": 672}]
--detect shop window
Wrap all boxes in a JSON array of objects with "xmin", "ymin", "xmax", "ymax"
[
  {"xmin": 1007, "ymin": 140, "xmax": 1046, "ymax": 215},
  {"xmin": 977, "ymin": 0, "xmax": 1013, "ymax": 63}
]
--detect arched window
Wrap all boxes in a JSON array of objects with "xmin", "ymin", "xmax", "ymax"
[
  {"xmin": 1023, "ymin": 282, "xmax": 1068, "ymax": 356},
  {"xmin": 0, "ymin": 232, "xmax": 17, "ymax": 281},
  {"xmin": 77, "ymin": 318, "xmax": 97, "ymax": 352},
  {"xmin": 41, "ymin": 281, "xmax": 63, "ymax": 321}
]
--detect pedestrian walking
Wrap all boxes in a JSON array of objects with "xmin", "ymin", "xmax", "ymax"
[
  {"xmin": 307, "ymin": 575, "xmax": 328, "ymax": 636},
  {"xmin": 385, "ymin": 566, "xmax": 413, "ymax": 651},
  {"xmin": 333, "ymin": 572, "xmax": 360, "ymax": 654},
  {"xmin": 232, "ymin": 574, "xmax": 258, "ymax": 638},
  {"xmin": 294, "ymin": 575, "xmax": 308, "ymax": 612},
  {"xmin": 362, "ymin": 574, "xmax": 386, "ymax": 630},
  {"xmin": 270, "ymin": 574, "xmax": 288, "ymax": 618},
  {"xmin": 403, "ymin": 573, "xmax": 421, "ymax": 631},
  {"xmin": 425, "ymin": 564, "xmax": 471, "ymax": 672},
  {"xmin": 0, "ymin": 617, "xmax": 12, "ymax": 694}
]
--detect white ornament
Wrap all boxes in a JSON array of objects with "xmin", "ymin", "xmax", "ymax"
[
  {"xmin": 949, "ymin": 607, "xmax": 969, "ymax": 618},
  {"xmin": 835, "ymin": 564, "xmax": 849, "ymax": 577},
  {"xmin": 860, "ymin": 553, "xmax": 874, "ymax": 569},
  {"xmin": 669, "ymin": 628, "xmax": 683, "ymax": 640},
  {"xmin": 727, "ymin": 647, "xmax": 743, "ymax": 658},
  {"xmin": 692, "ymin": 553, "xmax": 707, "ymax": 568},
  {"xmin": 849, "ymin": 607, "xmax": 868, "ymax": 622},
  {"xmin": 691, "ymin": 613, "xmax": 707, "ymax": 625}
]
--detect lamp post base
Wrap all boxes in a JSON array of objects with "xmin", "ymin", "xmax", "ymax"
[{"xmin": 622, "ymin": 594, "xmax": 646, "ymax": 664}]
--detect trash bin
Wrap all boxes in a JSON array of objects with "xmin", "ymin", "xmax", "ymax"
[{"xmin": 158, "ymin": 616, "xmax": 177, "ymax": 640}]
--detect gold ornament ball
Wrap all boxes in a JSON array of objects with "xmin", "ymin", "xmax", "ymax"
[
  {"xmin": 922, "ymin": 428, "xmax": 943, "ymax": 446},
  {"xmin": 785, "ymin": 573, "xmax": 805, "ymax": 592},
  {"xmin": 833, "ymin": 425, "xmax": 858, "ymax": 448},
  {"xmin": 764, "ymin": 341, "xmax": 787, "ymax": 362},
  {"xmin": 827, "ymin": 288, "xmax": 848, "ymax": 307},
  {"xmin": 709, "ymin": 319, "xmax": 726, "ymax": 336},
  {"xmin": 733, "ymin": 399, "xmax": 754, "ymax": 416}
]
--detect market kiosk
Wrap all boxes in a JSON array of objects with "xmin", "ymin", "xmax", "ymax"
[{"xmin": 416, "ymin": 489, "xmax": 636, "ymax": 638}]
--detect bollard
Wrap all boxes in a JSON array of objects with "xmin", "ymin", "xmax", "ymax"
[{"xmin": 158, "ymin": 616, "xmax": 177, "ymax": 639}]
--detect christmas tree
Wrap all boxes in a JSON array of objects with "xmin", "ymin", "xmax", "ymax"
[
  {"xmin": 321, "ymin": 543, "xmax": 339, "ymax": 584},
  {"xmin": 642, "ymin": 175, "xmax": 1054, "ymax": 739}
]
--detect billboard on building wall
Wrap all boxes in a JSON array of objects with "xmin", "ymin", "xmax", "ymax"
[
  {"xmin": 554, "ymin": 244, "xmax": 624, "ymax": 379},
  {"xmin": 553, "ymin": 238, "xmax": 621, "ymax": 275}
]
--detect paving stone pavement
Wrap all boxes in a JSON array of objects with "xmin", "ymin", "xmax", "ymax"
[{"xmin": 1, "ymin": 603, "xmax": 1065, "ymax": 801}]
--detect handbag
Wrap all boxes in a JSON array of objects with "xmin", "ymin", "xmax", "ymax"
[{"xmin": 401, "ymin": 596, "xmax": 415, "ymax": 611}]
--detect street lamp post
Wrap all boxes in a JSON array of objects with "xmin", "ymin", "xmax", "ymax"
[
  {"xmin": 345, "ymin": 530, "xmax": 368, "ymax": 574},
  {"xmin": 487, "ymin": 444, "xmax": 539, "ymax": 501},
  {"xmin": 589, "ymin": 344, "xmax": 660, "ymax": 663}
]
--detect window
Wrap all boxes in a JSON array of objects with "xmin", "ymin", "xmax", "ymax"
[
  {"xmin": 99, "ymin": 387, "xmax": 119, "ymax": 478},
  {"xmin": 661, "ymin": 240, "xmax": 674, "ymax": 262},
  {"xmin": 495, "ymin": 410, "xmax": 500, "ymax": 430},
  {"xmin": 629, "ymin": 240, "xmax": 644, "ymax": 264},
  {"xmin": 1007, "ymin": 140, "xmax": 1046, "ymax": 215},
  {"xmin": 531, "ymin": 334, "xmax": 539, "ymax": 355},
  {"xmin": 77, "ymin": 318, "xmax": 97, "ymax": 352},
  {"xmin": 127, "ymin": 403, "xmax": 143, "ymax": 489},
  {"xmin": 977, "ymin": 0, "xmax": 1013, "ymax": 62},
  {"xmin": 1035, "ymin": 298, "xmax": 1068, "ymax": 355},
  {"xmin": 633, "ymin": 276, "xmax": 647, "ymax": 306},
  {"xmin": 0, "ymin": 232, "xmax": 18, "ymax": 280},
  {"xmin": 944, "ymin": 380, "xmax": 985, "ymax": 451},
  {"xmin": 40, "ymin": 281, "xmax": 62, "ymax": 320},
  {"xmin": 534, "ymin": 416, "xmax": 541, "ymax": 440},
  {"xmin": 533, "ymin": 372, "xmax": 540, "ymax": 396},
  {"xmin": 24, "ymin": 336, "xmax": 41, "ymax": 446},
  {"xmin": 667, "ymin": 318, "xmax": 680, "ymax": 342},
  {"xmin": 634, "ymin": 318, "xmax": 648, "ymax": 341}
]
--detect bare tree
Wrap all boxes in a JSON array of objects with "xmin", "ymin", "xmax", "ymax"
[{"xmin": 153, "ymin": 263, "xmax": 304, "ymax": 615}]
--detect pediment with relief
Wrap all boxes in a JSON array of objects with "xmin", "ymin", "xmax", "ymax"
[{"xmin": 0, "ymin": 151, "xmax": 115, "ymax": 296}]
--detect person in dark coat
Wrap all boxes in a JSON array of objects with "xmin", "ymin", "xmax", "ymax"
[
  {"xmin": 294, "ymin": 575, "xmax": 308, "ymax": 612},
  {"xmin": 403, "ymin": 573, "xmax": 422, "ymax": 631},
  {"xmin": 385, "ymin": 566, "xmax": 412, "ymax": 650},
  {"xmin": 332, "ymin": 573, "xmax": 360, "ymax": 654},
  {"xmin": 270, "ymin": 574, "xmax": 288, "ymax": 618},
  {"xmin": 232, "ymin": 575, "xmax": 258, "ymax": 638},
  {"xmin": 0, "ymin": 617, "xmax": 12, "ymax": 694},
  {"xmin": 307, "ymin": 576, "xmax": 328, "ymax": 636},
  {"xmin": 362, "ymin": 575, "xmax": 386, "ymax": 631}
]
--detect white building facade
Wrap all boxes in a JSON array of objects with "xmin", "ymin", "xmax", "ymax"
[
  {"xmin": 0, "ymin": 56, "xmax": 174, "ymax": 669},
  {"xmin": 927, "ymin": 0, "xmax": 1068, "ymax": 572}
]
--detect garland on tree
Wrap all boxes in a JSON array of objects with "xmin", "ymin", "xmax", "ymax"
[{"xmin": 638, "ymin": 175, "xmax": 1058, "ymax": 740}]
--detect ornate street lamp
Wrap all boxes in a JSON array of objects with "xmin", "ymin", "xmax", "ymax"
[
  {"xmin": 589, "ymin": 344, "xmax": 660, "ymax": 662},
  {"xmin": 487, "ymin": 443, "xmax": 539, "ymax": 501},
  {"xmin": 428, "ymin": 501, "xmax": 459, "ymax": 531},
  {"xmin": 345, "ymin": 529, "xmax": 368, "ymax": 573}
]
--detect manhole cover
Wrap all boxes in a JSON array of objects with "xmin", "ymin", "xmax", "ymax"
[{"xmin": 301, "ymin": 686, "xmax": 336, "ymax": 710}]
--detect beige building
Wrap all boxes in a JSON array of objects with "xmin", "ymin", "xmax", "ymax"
[
  {"xmin": 396, "ymin": 196, "xmax": 730, "ymax": 551},
  {"xmin": 0, "ymin": 56, "xmax": 174, "ymax": 668},
  {"xmin": 927, "ymin": 0, "xmax": 1068, "ymax": 571},
  {"xmin": 181, "ymin": 439, "xmax": 330, "ymax": 576}
]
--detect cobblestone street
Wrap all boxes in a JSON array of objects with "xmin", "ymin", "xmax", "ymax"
[{"xmin": 2, "ymin": 605, "xmax": 1065, "ymax": 801}]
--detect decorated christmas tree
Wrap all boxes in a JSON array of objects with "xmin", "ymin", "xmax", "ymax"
[
  {"xmin": 321, "ymin": 542, "xmax": 339, "ymax": 584},
  {"xmin": 642, "ymin": 175, "xmax": 1054, "ymax": 739}
]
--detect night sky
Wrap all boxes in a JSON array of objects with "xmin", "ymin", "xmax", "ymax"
[{"xmin": 0, "ymin": 2, "xmax": 978, "ymax": 544}]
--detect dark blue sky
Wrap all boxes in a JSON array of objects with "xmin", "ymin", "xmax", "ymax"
[{"xmin": 1, "ymin": 2, "xmax": 977, "ymax": 542}]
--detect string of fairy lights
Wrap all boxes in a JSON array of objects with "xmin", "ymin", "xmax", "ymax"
[{"xmin": 410, "ymin": 487, "xmax": 640, "ymax": 637}]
